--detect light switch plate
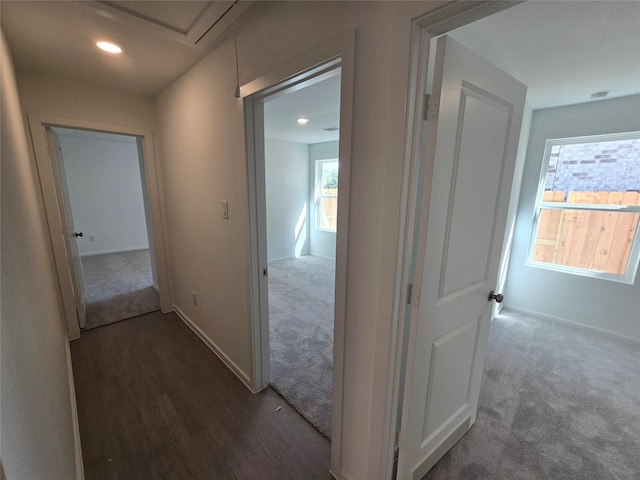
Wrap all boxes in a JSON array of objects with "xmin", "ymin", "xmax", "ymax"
[{"xmin": 222, "ymin": 201, "xmax": 229, "ymax": 220}]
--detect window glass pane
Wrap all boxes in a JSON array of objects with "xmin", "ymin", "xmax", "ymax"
[
  {"xmin": 532, "ymin": 207, "xmax": 640, "ymax": 275},
  {"xmin": 544, "ymin": 138, "xmax": 640, "ymax": 203},
  {"xmin": 318, "ymin": 197, "xmax": 338, "ymax": 231},
  {"xmin": 316, "ymin": 160, "xmax": 338, "ymax": 232},
  {"xmin": 321, "ymin": 162, "xmax": 339, "ymax": 196}
]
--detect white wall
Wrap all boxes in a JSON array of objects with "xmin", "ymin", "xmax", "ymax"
[
  {"xmin": 16, "ymin": 70, "xmax": 158, "ymax": 132},
  {"xmin": 310, "ymin": 141, "xmax": 339, "ymax": 260},
  {"xmin": 504, "ymin": 95, "xmax": 640, "ymax": 340},
  {"xmin": 265, "ymin": 137, "xmax": 309, "ymax": 260},
  {"xmin": 57, "ymin": 133, "xmax": 149, "ymax": 256},
  {"xmin": 154, "ymin": 2, "xmax": 441, "ymax": 478},
  {"xmin": 1, "ymin": 31, "xmax": 78, "ymax": 480}
]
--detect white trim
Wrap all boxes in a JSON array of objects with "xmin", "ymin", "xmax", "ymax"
[
  {"xmin": 242, "ymin": 30, "xmax": 355, "ymax": 478},
  {"xmin": 79, "ymin": 246, "xmax": 150, "ymax": 257},
  {"xmin": 383, "ymin": 2, "xmax": 525, "ymax": 478},
  {"xmin": 504, "ymin": 305, "xmax": 640, "ymax": 344},
  {"xmin": 379, "ymin": 20, "xmax": 431, "ymax": 480},
  {"xmin": 27, "ymin": 114, "xmax": 173, "ymax": 340},
  {"xmin": 65, "ymin": 337, "xmax": 85, "ymax": 480},
  {"xmin": 173, "ymin": 306, "xmax": 253, "ymax": 391}
]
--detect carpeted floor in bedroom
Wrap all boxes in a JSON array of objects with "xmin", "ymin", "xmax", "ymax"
[
  {"xmin": 81, "ymin": 249, "xmax": 160, "ymax": 330},
  {"xmin": 267, "ymin": 255, "xmax": 335, "ymax": 439},
  {"xmin": 424, "ymin": 309, "xmax": 640, "ymax": 480}
]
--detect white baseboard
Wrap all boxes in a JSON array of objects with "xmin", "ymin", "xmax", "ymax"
[
  {"xmin": 173, "ymin": 306, "xmax": 253, "ymax": 391},
  {"xmin": 309, "ymin": 253, "xmax": 336, "ymax": 261},
  {"xmin": 80, "ymin": 246, "xmax": 149, "ymax": 257},
  {"xmin": 65, "ymin": 337, "xmax": 85, "ymax": 480},
  {"xmin": 504, "ymin": 305, "xmax": 640, "ymax": 343},
  {"xmin": 330, "ymin": 469, "xmax": 356, "ymax": 480}
]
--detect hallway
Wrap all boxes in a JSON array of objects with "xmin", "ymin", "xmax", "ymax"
[{"xmin": 70, "ymin": 311, "xmax": 330, "ymax": 479}]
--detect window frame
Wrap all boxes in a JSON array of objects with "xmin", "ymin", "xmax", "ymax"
[
  {"xmin": 315, "ymin": 159, "xmax": 339, "ymax": 233},
  {"xmin": 526, "ymin": 131, "xmax": 640, "ymax": 284}
]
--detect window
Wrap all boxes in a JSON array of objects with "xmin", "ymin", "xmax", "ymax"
[
  {"xmin": 527, "ymin": 132, "xmax": 640, "ymax": 284},
  {"xmin": 316, "ymin": 160, "xmax": 338, "ymax": 232}
]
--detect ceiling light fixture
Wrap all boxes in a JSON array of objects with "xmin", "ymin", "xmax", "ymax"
[
  {"xmin": 297, "ymin": 118, "xmax": 310, "ymax": 125},
  {"xmin": 96, "ymin": 41, "xmax": 122, "ymax": 54}
]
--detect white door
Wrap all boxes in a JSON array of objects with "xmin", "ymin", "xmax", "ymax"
[
  {"xmin": 46, "ymin": 127, "xmax": 87, "ymax": 329},
  {"xmin": 397, "ymin": 36, "xmax": 526, "ymax": 479}
]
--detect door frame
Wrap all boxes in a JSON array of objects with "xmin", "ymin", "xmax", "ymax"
[
  {"xmin": 242, "ymin": 30, "xmax": 354, "ymax": 474},
  {"xmin": 380, "ymin": 2, "xmax": 524, "ymax": 478},
  {"xmin": 28, "ymin": 113, "xmax": 172, "ymax": 339}
]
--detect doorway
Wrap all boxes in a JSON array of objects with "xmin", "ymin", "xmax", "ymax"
[
  {"xmin": 243, "ymin": 33, "xmax": 355, "ymax": 467},
  {"xmin": 262, "ymin": 72, "xmax": 341, "ymax": 438},
  {"xmin": 386, "ymin": 1, "xmax": 640, "ymax": 478},
  {"xmin": 28, "ymin": 114, "xmax": 171, "ymax": 339},
  {"xmin": 52, "ymin": 127, "xmax": 160, "ymax": 330}
]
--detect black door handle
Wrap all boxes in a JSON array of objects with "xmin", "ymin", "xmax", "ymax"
[{"xmin": 488, "ymin": 290, "xmax": 504, "ymax": 303}]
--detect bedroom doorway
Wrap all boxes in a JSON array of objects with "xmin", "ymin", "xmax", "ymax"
[
  {"xmin": 262, "ymin": 72, "xmax": 341, "ymax": 438},
  {"xmin": 28, "ymin": 114, "xmax": 170, "ymax": 338},
  {"xmin": 51, "ymin": 127, "xmax": 160, "ymax": 330},
  {"xmin": 244, "ymin": 33, "xmax": 355, "ymax": 458}
]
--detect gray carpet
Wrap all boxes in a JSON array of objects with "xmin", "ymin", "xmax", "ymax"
[
  {"xmin": 81, "ymin": 249, "xmax": 159, "ymax": 330},
  {"xmin": 424, "ymin": 309, "xmax": 640, "ymax": 480},
  {"xmin": 268, "ymin": 255, "xmax": 335, "ymax": 438}
]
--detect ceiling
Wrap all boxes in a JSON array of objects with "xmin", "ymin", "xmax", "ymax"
[
  {"xmin": 0, "ymin": 0, "xmax": 252, "ymax": 96},
  {"xmin": 448, "ymin": 0, "xmax": 640, "ymax": 109},
  {"xmin": 2, "ymin": 1, "xmax": 639, "ymax": 144},
  {"xmin": 264, "ymin": 72, "xmax": 342, "ymax": 144}
]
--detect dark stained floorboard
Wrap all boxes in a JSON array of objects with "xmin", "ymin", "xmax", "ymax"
[{"xmin": 71, "ymin": 310, "xmax": 331, "ymax": 480}]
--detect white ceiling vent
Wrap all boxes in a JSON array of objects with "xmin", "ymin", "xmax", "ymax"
[{"xmin": 93, "ymin": 1, "xmax": 252, "ymax": 48}]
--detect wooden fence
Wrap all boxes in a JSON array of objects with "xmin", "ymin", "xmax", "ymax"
[
  {"xmin": 319, "ymin": 187, "xmax": 338, "ymax": 230},
  {"xmin": 533, "ymin": 190, "xmax": 640, "ymax": 275}
]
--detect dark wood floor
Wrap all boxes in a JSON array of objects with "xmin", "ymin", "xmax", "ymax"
[{"xmin": 71, "ymin": 310, "xmax": 331, "ymax": 480}]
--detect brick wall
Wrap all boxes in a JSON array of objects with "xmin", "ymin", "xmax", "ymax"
[{"xmin": 544, "ymin": 138, "xmax": 639, "ymax": 196}]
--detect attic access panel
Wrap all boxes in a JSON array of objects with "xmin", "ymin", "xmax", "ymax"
[{"xmin": 96, "ymin": 1, "xmax": 252, "ymax": 47}]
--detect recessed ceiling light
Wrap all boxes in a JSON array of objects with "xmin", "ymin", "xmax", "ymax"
[
  {"xmin": 590, "ymin": 90, "xmax": 609, "ymax": 100},
  {"xmin": 297, "ymin": 117, "xmax": 310, "ymax": 125},
  {"xmin": 96, "ymin": 41, "xmax": 122, "ymax": 54}
]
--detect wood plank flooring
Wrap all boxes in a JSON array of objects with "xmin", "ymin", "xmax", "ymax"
[{"xmin": 70, "ymin": 311, "xmax": 331, "ymax": 480}]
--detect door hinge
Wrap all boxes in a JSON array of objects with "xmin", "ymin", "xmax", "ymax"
[
  {"xmin": 423, "ymin": 92, "xmax": 440, "ymax": 121},
  {"xmin": 407, "ymin": 284, "xmax": 421, "ymax": 306}
]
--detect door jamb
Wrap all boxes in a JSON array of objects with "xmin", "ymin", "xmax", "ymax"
[
  {"xmin": 27, "ymin": 114, "xmax": 172, "ymax": 339},
  {"xmin": 381, "ymin": 2, "xmax": 524, "ymax": 478},
  {"xmin": 242, "ymin": 30, "xmax": 355, "ymax": 476}
]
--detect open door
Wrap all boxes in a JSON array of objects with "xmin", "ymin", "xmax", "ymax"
[
  {"xmin": 396, "ymin": 36, "xmax": 526, "ymax": 479},
  {"xmin": 45, "ymin": 127, "xmax": 87, "ymax": 329}
]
